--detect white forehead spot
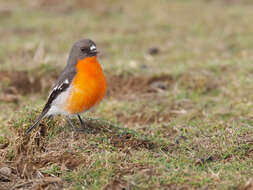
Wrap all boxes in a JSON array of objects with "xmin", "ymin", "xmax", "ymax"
[
  {"xmin": 90, "ymin": 44, "xmax": 96, "ymax": 51},
  {"xmin": 64, "ymin": 79, "xmax": 69, "ymax": 84}
]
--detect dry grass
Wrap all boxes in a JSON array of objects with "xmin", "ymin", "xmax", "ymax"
[{"xmin": 1, "ymin": 0, "xmax": 253, "ymax": 189}]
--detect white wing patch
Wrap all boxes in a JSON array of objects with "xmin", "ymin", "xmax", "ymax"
[
  {"xmin": 49, "ymin": 79, "xmax": 70, "ymax": 97},
  {"xmin": 47, "ymin": 89, "xmax": 71, "ymax": 116},
  {"xmin": 64, "ymin": 79, "xmax": 69, "ymax": 84},
  {"xmin": 59, "ymin": 79, "xmax": 69, "ymax": 90},
  {"xmin": 46, "ymin": 79, "xmax": 71, "ymax": 115}
]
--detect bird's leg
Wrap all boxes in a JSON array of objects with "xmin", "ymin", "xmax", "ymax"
[
  {"xmin": 77, "ymin": 114, "xmax": 86, "ymax": 129},
  {"xmin": 66, "ymin": 115, "xmax": 88, "ymax": 132}
]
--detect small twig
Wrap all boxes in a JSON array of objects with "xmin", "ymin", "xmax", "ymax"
[{"xmin": 11, "ymin": 181, "xmax": 33, "ymax": 190}]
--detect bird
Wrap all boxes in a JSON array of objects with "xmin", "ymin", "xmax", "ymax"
[{"xmin": 25, "ymin": 39, "xmax": 106, "ymax": 134}]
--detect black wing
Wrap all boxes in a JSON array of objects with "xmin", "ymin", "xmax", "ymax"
[
  {"xmin": 42, "ymin": 69, "xmax": 76, "ymax": 112},
  {"xmin": 26, "ymin": 65, "xmax": 77, "ymax": 134}
]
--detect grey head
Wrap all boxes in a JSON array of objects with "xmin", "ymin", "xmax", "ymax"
[
  {"xmin": 56, "ymin": 39, "xmax": 98, "ymax": 86},
  {"xmin": 67, "ymin": 39, "xmax": 98, "ymax": 66}
]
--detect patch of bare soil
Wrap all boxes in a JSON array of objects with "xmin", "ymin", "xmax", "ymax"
[
  {"xmin": 106, "ymin": 73, "xmax": 174, "ymax": 98},
  {"xmin": 0, "ymin": 70, "xmax": 58, "ymax": 103},
  {"xmin": 107, "ymin": 69, "xmax": 222, "ymax": 99},
  {"xmin": 0, "ymin": 70, "xmax": 58, "ymax": 95}
]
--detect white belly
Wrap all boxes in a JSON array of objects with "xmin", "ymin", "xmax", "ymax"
[{"xmin": 46, "ymin": 87, "xmax": 72, "ymax": 116}]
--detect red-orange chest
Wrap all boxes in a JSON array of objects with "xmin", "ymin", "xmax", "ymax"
[{"xmin": 65, "ymin": 57, "xmax": 106, "ymax": 114}]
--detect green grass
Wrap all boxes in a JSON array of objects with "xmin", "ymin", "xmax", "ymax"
[{"xmin": 0, "ymin": 0, "xmax": 253, "ymax": 189}]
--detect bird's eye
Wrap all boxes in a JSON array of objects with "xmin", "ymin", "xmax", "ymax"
[{"xmin": 80, "ymin": 47, "xmax": 89, "ymax": 53}]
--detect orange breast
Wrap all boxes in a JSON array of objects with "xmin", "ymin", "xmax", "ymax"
[{"xmin": 65, "ymin": 56, "xmax": 106, "ymax": 114}]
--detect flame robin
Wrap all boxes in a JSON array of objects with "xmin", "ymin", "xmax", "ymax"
[{"xmin": 26, "ymin": 39, "xmax": 106, "ymax": 133}]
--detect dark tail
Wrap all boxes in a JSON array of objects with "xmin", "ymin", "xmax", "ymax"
[{"xmin": 25, "ymin": 108, "xmax": 49, "ymax": 134}]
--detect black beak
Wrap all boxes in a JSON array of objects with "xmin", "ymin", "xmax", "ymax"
[{"xmin": 90, "ymin": 49, "xmax": 99, "ymax": 56}]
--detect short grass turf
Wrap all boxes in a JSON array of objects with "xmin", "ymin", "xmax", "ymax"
[{"xmin": 0, "ymin": 0, "xmax": 253, "ymax": 189}]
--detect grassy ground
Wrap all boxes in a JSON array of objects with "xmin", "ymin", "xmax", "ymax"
[{"xmin": 0, "ymin": 0, "xmax": 253, "ymax": 189}]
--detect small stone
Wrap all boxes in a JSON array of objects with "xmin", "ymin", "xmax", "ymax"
[
  {"xmin": 147, "ymin": 47, "xmax": 160, "ymax": 55},
  {"xmin": 150, "ymin": 81, "xmax": 167, "ymax": 90},
  {"xmin": 0, "ymin": 167, "xmax": 11, "ymax": 176}
]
